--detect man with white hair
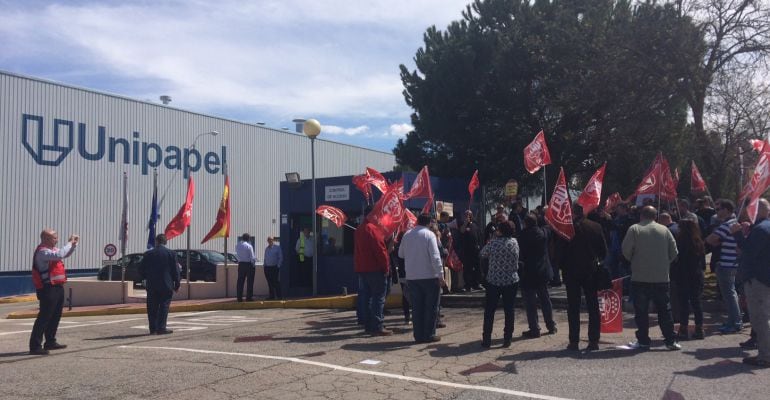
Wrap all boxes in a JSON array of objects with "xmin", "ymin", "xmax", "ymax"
[{"xmin": 731, "ymin": 198, "xmax": 770, "ymax": 368}]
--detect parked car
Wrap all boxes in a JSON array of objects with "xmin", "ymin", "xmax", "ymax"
[
  {"xmin": 173, "ymin": 249, "xmax": 225, "ymax": 282},
  {"xmin": 97, "ymin": 253, "xmax": 144, "ymax": 287},
  {"xmin": 223, "ymin": 252, "xmax": 238, "ymax": 264}
]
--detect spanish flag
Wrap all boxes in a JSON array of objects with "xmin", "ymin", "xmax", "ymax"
[{"xmin": 201, "ymin": 175, "xmax": 230, "ymax": 243}]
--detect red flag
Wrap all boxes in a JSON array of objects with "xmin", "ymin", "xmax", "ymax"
[
  {"xmin": 600, "ymin": 278, "xmax": 624, "ymax": 333},
  {"xmin": 421, "ymin": 196, "xmax": 434, "ymax": 215},
  {"xmin": 316, "ymin": 205, "xmax": 348, "ymax": 228},
  {"xmin": 690, "ymin": 161, "xmax": 708, "ymax": 194},
  {"xmin": 750, "ymin": 139, "xmax": 768, "ymax": 153},
  {"xmin": 164, "ymin": 177, "xmax": 195, "ymax": 241},
  {"xmin": 635, "ymin": 153, "xmax": 676, "ymax": 201},
  {"xmin": 523, "ymin": 130, "xmax": 552, "ymax": 174},
  {"xmin": 446, "ymin": 236, "xmax": 463, "ymax": 271},
  {"xmin": 545, "ymin": 168, "xmax": 575, "ymax": 240},
  {"xmin": 391, "ymin": 176, "xmax": 405, "ymax": 199},
  {"xmin": 352, "ymin": 173, "xmax": 372, "ymax": 202},
  {"xmin": 577, "ymin": 163, "xmax": 606, "ymax": 215},
  {"xmin": 743, "ymin": 148, "xmax": 770, "ymax": 223},
  {"xmin": 468, "ymin": 170, "xmax": 479, "ymax": 198},
  {"xmin": 405, "ymin": 166, "xmax": 433, "ymax": 200},
  {"xmin": 365, "ymin": 167, "xmax": 390, "ymax": 194},
  {"xmin": 367, "ymin": 187, "xmax": 405, "ymax": 236},
  {"xmin": 604, "ymin": 192, "xmax": 622, "ymax": 212},
  {"xmin": 201, "ymin": 176, "xmax": 231, "ymax": 243},
  {"xmin": 398, "ymin": 209, "xmax": 418, "ymax": 235}
]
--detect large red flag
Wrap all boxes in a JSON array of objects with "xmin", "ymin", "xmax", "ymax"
[
  {"xmin": 604, "ymin": 192, "xmax": 622, "ymax": 212},
  {"xmin": 367, "ymin": 187, "xmax": 405, "ymax": 236},
  {"xmin": 316, "ymin": 205, "xmax": 348, "ymax": 228},
  {"xmin": 600, "ymin": 278, "xmax": 624, "ymax": 333},
  {"xmin": 545, "ymin": 168, "xmax": 575, "ymax": 240},
  {"xmin": 523, "ymin": 130, "xmax": 552, "ymax": 174},
  {"xmin": 398, "ymin": 209, "xmax": 418, "ymax": 235},
  {"xmin": 750, "ymin": 139, "xmax": 767, "ymax": 153},
  {"xmin": 635, "ymin": 153, "xmax": 676, "ymax": 201},
  {"xmin": 743, "ymin": 147, "xmax": 770, "ymax": 223},
  {"xmin": 201, "ymin": 176, "xmax": 230, "ymax": 243},
  {"xmin": 352, "ymin": 173, "xmax": 372, "ymax": 202},
  {"xmin": 365, "ymin": 167, "xmax": 390, "ymax": 194},
  {"xmin": 690, "ymin": 161, "xmax": 708, "ymax": 194},
  {"xmin": 405, "ymin": 166, "xmax": 433, "ymax": 200},
  {"xmin": 164, "ymin": 177, "xmax": 195, "ymax": 241},
  {"xmin": 577, "ymin": 163, "xmax": 606, "ymax": 214},
  {"xmin": 468, "ymin": 170, "xmax": 479, "ymax": 198}
]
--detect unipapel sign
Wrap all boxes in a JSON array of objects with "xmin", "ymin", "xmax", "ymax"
[{"xmin": 21, "ymin": 113, "xmax": 226, "ymax": 178}]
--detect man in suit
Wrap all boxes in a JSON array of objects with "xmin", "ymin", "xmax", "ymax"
[{"xmin": 139, "ymin": 234, "xmax": 180, "ymax": 335}]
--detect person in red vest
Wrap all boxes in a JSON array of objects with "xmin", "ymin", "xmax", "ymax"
[{"xmin": 29, "ymin": 229, "xmax": 79, "ymax": 355}]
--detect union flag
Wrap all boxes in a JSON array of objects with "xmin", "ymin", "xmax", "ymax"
[
  {"xmin": 545, "ymin": 168, "xmax": 575, "ymax": 240},
  {"xmin": 523, "ymin": 130, "xmax": 552, "ymax": 174},
  {"xmin": 577, "ymin": 163, "xmax": 606, "ymax": 215}
]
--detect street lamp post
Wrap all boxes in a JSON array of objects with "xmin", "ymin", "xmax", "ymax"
[{"xmin": 303, "ymin": 119, "xmax": 321, "ymax": 296}]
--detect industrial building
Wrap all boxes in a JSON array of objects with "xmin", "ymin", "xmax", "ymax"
[{"xmin": 0, "ymin": 71, "xmax": 394, "ymax": 296}]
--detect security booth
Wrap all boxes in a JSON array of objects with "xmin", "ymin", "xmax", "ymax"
[{"xmin": 279, "ymin": 171, "xmax": 472, "ymax": 298}]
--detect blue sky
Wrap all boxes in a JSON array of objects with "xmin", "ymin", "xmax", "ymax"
[{"xmin": 0, "ymin": 0, "xmax": 472, "ymax": 153}]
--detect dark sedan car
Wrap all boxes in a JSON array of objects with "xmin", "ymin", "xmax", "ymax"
[
  {"xmin": 97, "ymin": 253, "xmax": 144, "ymax": 287},
  {"xmin": 173, "ymin": 249, "xmax": 226, "ymax": 282}
]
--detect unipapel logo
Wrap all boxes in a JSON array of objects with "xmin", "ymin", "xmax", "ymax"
[
  {"xmin": 21, "ymin": 113, "xmax": 227, "ymax": 178},
  {"xmin": 22, "ymin": 114, "xmax": 73, "ymax": 166}
]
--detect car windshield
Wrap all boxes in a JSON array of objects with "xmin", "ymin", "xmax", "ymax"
[{"xmin": 199, "ymin": 250, "xmax": 226, "ymax": 263}]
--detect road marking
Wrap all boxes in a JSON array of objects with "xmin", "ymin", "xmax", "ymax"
[
  {"xmin": 0, "ymin": 318, "xmax": 144, "ymax": 336},
  {"xmin": 130, "ymin": 325, "xmax": 208, "ymax": 331},
  {"xmin": 120, "ymin": 345, "xmax": 575, "ymax": 400}
]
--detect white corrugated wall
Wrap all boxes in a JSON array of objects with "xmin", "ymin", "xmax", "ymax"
[{"xmin": 0, "ymin": 72, "xmax": 395, "ymax": 272}]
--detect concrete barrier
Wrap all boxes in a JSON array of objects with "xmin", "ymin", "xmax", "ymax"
[{"xmin": 64, "ymin": 278, "xmax": 128, "ymax": 306}]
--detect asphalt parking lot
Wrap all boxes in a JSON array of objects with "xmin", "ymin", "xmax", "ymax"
[{"xmin": 0, "ymin": 306, "xmax": 767, "ymax": 400}]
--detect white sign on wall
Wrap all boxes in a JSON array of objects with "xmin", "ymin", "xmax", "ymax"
[{"xmin": 325, "ymin": 185, "xmax": 350, "ymax": 201}]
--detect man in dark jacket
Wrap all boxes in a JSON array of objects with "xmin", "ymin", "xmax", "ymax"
[
  {"xmin": 552, "ymin": 204, "xmax": 607, "ymax": 351},
  {"xmin": 519, "ymin": 213, "xmax": 556, "ymax": 338},
  {"xmin": 459, "ymin": 210, "xmax": 483, "ymax": 291},
  {"xmin": 139, "ymin": 234, "xmax": 180, "ymax": 335}
]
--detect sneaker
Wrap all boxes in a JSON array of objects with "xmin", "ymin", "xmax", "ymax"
[
  {"xmin": 627, "ymin": 341, "xmax": 651, "ymax": 350},
  {"xmin": 425, "ymin": 335, "xmax": 441, "ymax": 343},
  {"xmin": 522, "ymin": 330, "xmax": 541, "ymax": 339},
  {"xmin": 718, "ymin": 324, "xmax": 741, "ymax": 334},
  {"xmin": 665, "ymin": 341, "xmax": 682, "ymax": 351},
  {"xmin": 43, "ymin": 342, "xmax": 67, "ymax": 350},
  {"xmin": 585, "ymin": 341, "xmax": 599, "ymax": 351},
  {"xmin": 739, "ymin": 337, "xmax": 757, "ymax": 349}
]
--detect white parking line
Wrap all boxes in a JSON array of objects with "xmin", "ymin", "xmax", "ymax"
[
  {"xmin": 0, "ymin": 318, "xmax": 144, "ymax": 336},
  {"xmin": 119, "ymin": 345, "xmax": 575, "ymax": 400}
]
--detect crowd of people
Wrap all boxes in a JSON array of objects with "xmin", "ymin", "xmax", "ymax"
[{"xmin": 353, "ymin": 196, "xmax": 770, "ymax": 368}]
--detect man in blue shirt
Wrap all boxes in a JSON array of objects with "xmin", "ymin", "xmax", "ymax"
[
  {"xmin": 235, "ymin": 233, "xmax": 257, "ymax": 302},
  {"xmin": 263, "ymin": 236, "xmax": 283, "ymax": 300},
  {"xmin": 731, "ymin": 198, "xmax": 770, "ymax": 368},
  {"xmin": 706, "ymin": 200, "xmax": 741, "ymax": 333}
]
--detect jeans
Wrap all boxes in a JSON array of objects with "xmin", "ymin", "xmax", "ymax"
[
  {"xmin": 717, "ymin": 267, "xmax": 741, "ymax": 327},
  {"xmin": 29, "ymin": 285, "xmax": 64, "ymax": 350},
  {"xmin": 675, "ymin": 271, "xmax": 704, "ymax": 328},
  {"xmin": 483, "ymin": 283, "xmax": 518, "ymax": 341},
  {"xmin": 236, "ymin": 262, "xmax": 255, "ymax": 300},
  {"xmin": 356, "ymin": 275, "xmax": 370, "ymax": 324},
  {"xmin": 565, "ymin": 276, "xmax": 600, "ymax": 344},
  {"xmin": 146, "ymin": 288, "xmax": 173, "ymax": 333},
  {"xmin": 407, "ymin": 278, "xmax": 441, "ymax": 342},
  {"xmin": 359, "ymin": 272, "xmax": 388, "ymax": 332},
  {"xmin": 744, "ymin": 279, "xmax": 770, "ymax": 362},
  {"xmin": 631, "ymin": 281, "xmax": 676, "ymax": 345},
  {"xmin": 263, "ymin": 266, "xmax": 281, "ymax": 299},
  {"xmin": 522, "ymin": 284, "xmax": 555, "ymax": 332}
]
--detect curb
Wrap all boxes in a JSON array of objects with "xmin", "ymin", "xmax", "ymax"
[{"xmin": 0, "ymin": 295, "xmax": 36, "ymax": 304}]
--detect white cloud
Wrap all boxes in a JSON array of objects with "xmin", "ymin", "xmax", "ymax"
[
  {"xmin": 386, "ymin": 123, "xmax": 413, "ymax": 137},
  {"xmin": 323, "ymin": 125, "xmax": 370, "ymax": 136}
]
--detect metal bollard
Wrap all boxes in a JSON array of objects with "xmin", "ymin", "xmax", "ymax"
[
  {"xmin": 342, "ymin": 286, "xmax": 348, "ymax": 296},
  {"xmin": 67, "ymin": 288, "xmax": 73, "ymax": 311}
]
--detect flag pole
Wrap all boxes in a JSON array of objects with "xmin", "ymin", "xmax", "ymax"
[
  {"xmin": 121, "ymin": 171, "xmax": 128, "ymax": 303},
  {"xmin": 223, "ymin": 162, "xmax": 229, "ymax": 297},
  {"xmin": 542, "ymin": 166, "xmax": 547, "ymax": 206},
  {"xmin": 186, "ymin": 175, "xmax": 192, "ymax": 300}
]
